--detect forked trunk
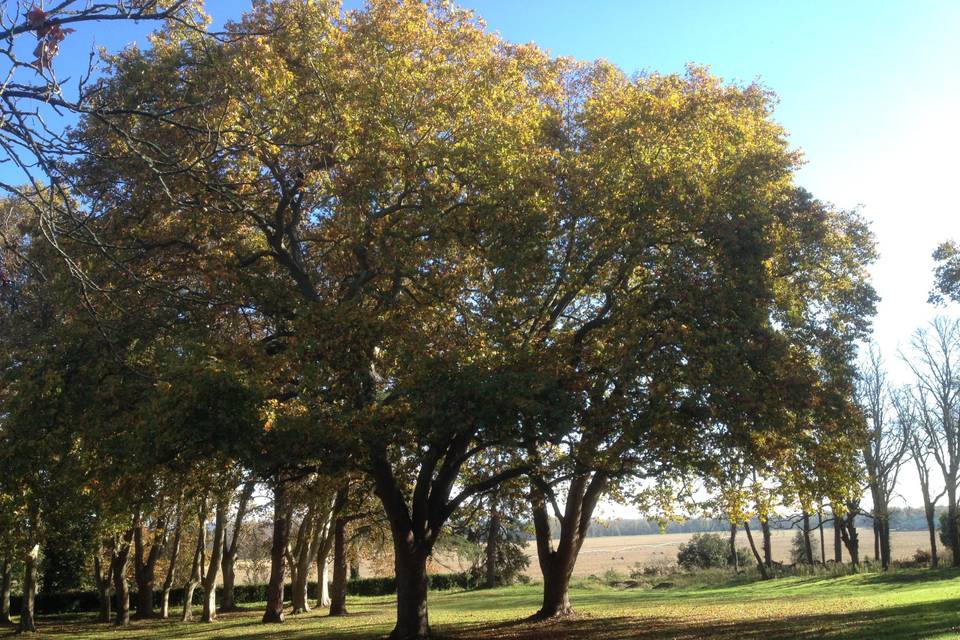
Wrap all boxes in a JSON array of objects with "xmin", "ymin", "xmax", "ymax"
[
  {"xmin": 262, "ymin": 480, "xmax": 291, "ymax": 624},
  {"xmin": 181, "ymin": 503, "xmax": 207, "ymax": 623},
  {"xmin": 221, "ymin": 480, "xmax": 255, "ymax": 612},
  {"xmin": 133, "ymin": 514, "xmax": 166, "ymax": 619}
]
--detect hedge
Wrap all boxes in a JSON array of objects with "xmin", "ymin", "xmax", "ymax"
[{"xmin": 8, "ymin": 572, "xmax": 473, "ymax": 616}]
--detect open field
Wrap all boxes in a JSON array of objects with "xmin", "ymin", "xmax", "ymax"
[
  {"xmin": 415, "ymin": 529, "xmax": 936, "ymax": 579},
  {"xmin": 7, "ymin": 568, "xmax": 960, "ymax": 639}
]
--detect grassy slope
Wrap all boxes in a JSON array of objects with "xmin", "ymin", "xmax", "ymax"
[{"xmin": 5, "ymin": 569, "xmax": 960, "ymax": 639}]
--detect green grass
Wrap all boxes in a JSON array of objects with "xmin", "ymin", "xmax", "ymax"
[{"xmin": 6, "ymin": 569, "xmax": 960, "ymax": 639}]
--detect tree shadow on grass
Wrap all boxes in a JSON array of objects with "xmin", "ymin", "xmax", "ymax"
[{"xmin": 447, "ymin": 596, "xmax": 960, "ymax": 640}]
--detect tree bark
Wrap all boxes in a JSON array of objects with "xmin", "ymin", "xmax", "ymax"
[
  {"xmin": 728, "ymin": 522, "xmax": 739, "ymax": 571},
  {"xmin": 111, "ymin": 530, "xmax": 133, "ymax": 627},
  {"xmin": 838, "ymin": 508, "xmax": 860, "ymax": 567},
  {"xmin": 818, "ymin": 510, "xmax": 826, "ymax": 566},
  {"xmin": 160, "ymin": 516, "xmax": 183, "ymax": 619},
  {"xmin": 391, "ymin": 545, "xmax": 431, "ymax": 640},
  {"xmin": 262, "ymin": 479, "xmax": 291, "ymax": 624},
  {"xmin": 134, "ymin": 513, "xmax": 166, "ymax": 618},
  {"xmin": 530, "ymin": 471, "xmax": 606, "ymax": 619},
  {"xmin": 181, "ymin": 502, "xmax": 207, "ymax": 623},
  {"xmin": 760, "ymin": 519, "xmax": 772, "ymax": 568},
  {"xmin": 201, "ymin": 498, "xmax": 228, "ymax": 622},
  {"xmin": 221, "ymin": 480, "xmax": 255, "ymax": 612},
  {"xmin": 329, "ymin": 515, "xmax": 349, "ymax": 616},
  {"xmin": 948, "ymin": 486, "xmax": 960, "ymax": 567},
  {"xmin": 743, "ymin": 522, "xmax": 769, "ymax": 579},
  {"xmin": 18, "ymin": 543, "xmax": 39, "ymax": 633},
  {"xmin": 801, "ymin": 512, "xmax": 814, "ymax": 564},
  {"xmin": 0, "ymin": 555, "xmax": 12, "ymax": 625},
  {"xmin": 485, "ymin": 495, "xmax": 500, "ymax": 588},
  {"xmin": 925, "ymin": 501, "xmax": 939, "ymax": 568},
  {"xmin": 833, "ymin": 520, "xmax": 842, "ymax": 563},
  {"xmin": 93, "ymin": 552, "xmax": 112, "ymax": 623}
]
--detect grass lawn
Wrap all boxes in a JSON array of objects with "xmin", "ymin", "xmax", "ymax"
[{"xmin": 5, "ymin": 569, "xmax": 960, "ymax": 639}]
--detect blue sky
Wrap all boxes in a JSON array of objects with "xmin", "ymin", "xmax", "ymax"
[{"xmin": 9, "ymin": 0, "xmax": 960, "ymax": 507}]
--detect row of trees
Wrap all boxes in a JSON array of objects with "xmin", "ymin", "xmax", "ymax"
[{"xmin": 0, "ymin": 1, "xmax": 881, "ymax": 639}]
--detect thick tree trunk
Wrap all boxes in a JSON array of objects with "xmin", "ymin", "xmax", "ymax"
[
  {"xmin": 391, "ymin": 546, "xmax": 431, "ymax": 640},
  {"xmin": 530, "ymin": 472, "xmax": 606, "ymax": 620},
  {"xmin": 133, "ymin": 514, "xmax": 166, "ymax": 619},
  {"xmin": 262, "ymin": 480, "xmax": 291, "ymax": 624},
  {"xmin": 111, "ymin": 531, "xmax": 133, "ymax": 627},
  {"xmin": 18, "ymin": 544, "xmax": 39, "ymax": 633},
  {"xmin": 818, "ymin": 511, "xmax": 826, "ymax": 566},
  {"xmin": 485, "ymin": 496, "xmax": 500, "ymax": 588},
  {"xmin": 329, "ymin": 516, "xmax": 349, "ymax": 616},
  {"xmin": 948, "ymin": 487, "xmax": 960, "ymax": 568},
  {"xmin": 201, "ymin": 499, "xmax": 228, "ymax": 622},
  {"xmin": 1, "ymin": 556, "xmax": 12, "ymax": 625},
  {"xmin": 873, "ymin": 519, "xmax": 881, "ymax": 563},
  {"xmin": 160, "ymin": 517, "xmax": 183, "ymax": 619},
  {"xmin": 93, "ymin": 554, "xmax": 112, "ymax": 623},
  {"xmin": 743, "ymin": 522, "xmax": 769, "ymax": 579},
  {"xmin": 221, "ymin": 480, "xmax": 255, "ymax": 612},
  {"xmin": 878, "ymin": 516, "xmax": 891, "ymax": 570},
  {"xmin": 838, "ymin": 509, "xmax": 860, "ymax": 567}
]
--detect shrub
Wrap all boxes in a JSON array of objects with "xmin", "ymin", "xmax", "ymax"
[
  {"xmin": 677, "ymin": 533, "xmax": 729, "ymax": 570},
  {"xmin": 789, "ymin": 530, "xmax": 821, "ymax": 564},
  {"xmin": 914, "ymin": 548, "xmax": 932, "ymax": 565},
  {"xmin": 939, "ymin": 511, "xmax": 955, "ymax": 549}
]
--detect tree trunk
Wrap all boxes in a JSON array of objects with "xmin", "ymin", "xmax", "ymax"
[
  {"xmin": 181, "ymin": 503, "xmax": 207, "ymax": 623},
  {"xmin": 133, "ymin": 514, "xmax": 166, "ymax": 619},
  {"xmin": 0, "ymin": 556, "xmax": 12, "ymax": 625},
  {"xmin": 925, "ymin": 501, "xmax": 939, "ymax": 568},
  {"xmin": 838, "ymin": 509, "xmax": 860, "ymax": 567},
  {"xmin": 160, "ymin": 516, "xmax": 183, "ymax": 619},
  {"xmin": 111, "ymin": 531, "xmax": 133, "ymax": 627},
  {"xmin": 949, "ymin": 487, "xmax": 960, "ymax": 568},
  {"xmin": 879, "ymin": 516, "xmax": 891, "ymax": 570},
  {"xmin": 201, "ymin": 498, "xmax": 228, "ymax": 622},
  {"xmin": 728, "ymin": 522, "xmax": 739, "ymax": 571},
  {"xmin": 802, "ymin": 512, "xmax": 814, "ymax": 565},
  {"xmin": 760, "ymin": 520, "xmax": 772, "ymax": 567},
  {"xmin": 262, "ymin": 479, "xmax": 291, "ymax": 624},
  {"xmin": 529, "ymin": 471, "xmax": 606, "ymax": 619},
  {"xmin": 391, "ymin": 546, "xmax": 431, "ymax": 640},
  {"xmin": 350, "ymin": 559, "xmax": 360, "ymax": 580},
  {"xmin": 18, "ymin": 543, "xmax": 39, "ymax": 633},
  {"xmin": 221, "ymin": 480, "xmax": 255, "ymax": 612},
  {"xmin": 833, "ymin": 521, "xmax": 842, "ymax": 563},
  {"xmin": 818, "ymin": 510, "xmax": 826, "ymax": 566},
  {"xmin": 743, "ymin": 522, "xmax": 769, "ymax": 579},
  {"xmin": 873, "ymin": 519, "xmax": 881, "ymax": 563},
  {"xmin": 93, "ymin": 553, "xmax": 112, "ymax": 623},
  {"xmin": 329, "ymin": 516, "xmax": 349, "ymax": 616},
  {"xmin": 485, "ymin": 496, "xmax": 500, "ymax": 588}
]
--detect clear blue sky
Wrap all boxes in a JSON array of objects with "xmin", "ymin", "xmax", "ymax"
[{"xmin": 12, "ymin": 0, "xmax": 960, "ymax": 508}]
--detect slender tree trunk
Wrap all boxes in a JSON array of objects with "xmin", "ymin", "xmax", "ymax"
[
  {"xmin": 329, "ymin": 515, "xmax": 349, "ymax": 616},
  {"xmin": 818, "ymin": 510, "xmax": 826, "ymax": 566},
  {"xmin": 93, "ymin": 553, "xmax": 112, "ymax": 623},
  {"xmin": 350, "ymin": 559, "xmax": 360, "ymax": 580},
  {"xmin": 879, "ymin": 516, "xmax": 892, "ymax": 570},
  {"xmin": 873, "ymin": 519, "xmax": 881, "ymax": 563},
  {"xmin": 485, "ymin": 495, "xmax": 500, "ymax": 588},
  {"xmin": 160, "ymin": 517, "xmax": 183, "ymax": 619},
  {"xmin": 112, "ymin": 531, "xmax": 133, "ymax": 627},
  {"xmin": 728, "ymin": 522, "xmax": 739, "ymax": 571},
  {"xmin": 263, "ymin": 479, "xmax": 291, "ymax": 624},
  {"xmin": 0, "ymin": 556, "xmax": 12, "ymax": 625},
  {"xmin": 743, "ymin": 522, "xmax": 769, "ymax": 579},
  {"xmin": 18, "ymin": 543, "xmax": 39, "ymax": 633},
  {"xmin": 925, "ymin": 501, "xmax": 939, "ymax": 568},
  {"xmin": 201, "ymin": 499, "xmax": 228, "ymax": 623},
  {"xmin": 833, "ymin": 520, "xmax": 842, "ymax": 563},
  {"xmin": 221, "ymin": 480, "xmax": 255, "ymax": 612},
  {"xmin": 760, "ymin": 520, "xmax": 772, "ymax": 567},
  {"xmin": 182, "ymin": 503, "xmax": 207, "ymax": 623},
  {"xmin": 802, "ymin": 512, "xmax": 814, "ymax": 565}
]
